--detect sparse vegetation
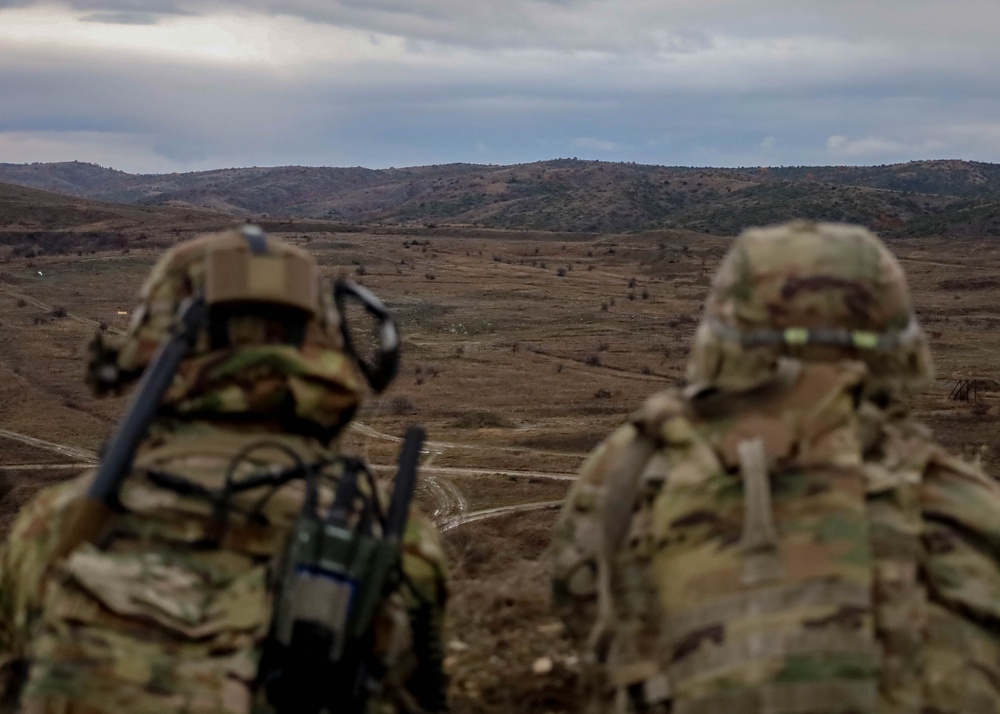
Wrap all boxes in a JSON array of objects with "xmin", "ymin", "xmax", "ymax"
[
  {"xmin": 2, "ymin": 164, "xmax": 1000, "ymax": 714},
  {"xmin": 384, "ymin": 395, "xmax": 416, "ymax": 415}
]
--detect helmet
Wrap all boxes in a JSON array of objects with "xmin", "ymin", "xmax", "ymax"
[
  {"xmin": 89, "ymin": 226, "xmax": 361, "ymax": 436},
  {"xmin": 687, "ymin": 221, "xmax": 932, "ymax": 393}
]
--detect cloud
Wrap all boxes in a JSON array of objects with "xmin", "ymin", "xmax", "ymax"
[
  {"xmin": 79, "ymin": 11, "xmax": 163, "ymax": 24},
  {"xmin": 1, "ymin": 2, "xmax": 1000, "ymax": 171},
  {"xmin": 1, "ymin": 0, "xmax": 992, "ymax": 55},
  {"xmin": 573, "ymin": 137, "xmax": 620, "ymax": 152},
  {"xmin": 826, "ymin": 135, "xmax": 905, "ymax": 157}
]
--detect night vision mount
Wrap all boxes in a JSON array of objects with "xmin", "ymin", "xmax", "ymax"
[{"xmin": 334, "ymin": 280, "xmax": 400, "ymax": 393}]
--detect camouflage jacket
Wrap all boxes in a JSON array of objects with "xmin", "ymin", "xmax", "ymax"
[
  {"xmin": 550, "ymin": 361, "xmax": 1000, "ymax": 714},
  {"xmin": 0, "ymin": 422, "xmax": 448, "ymax": 714}
]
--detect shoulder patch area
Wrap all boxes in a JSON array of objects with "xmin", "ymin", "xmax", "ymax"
[{"xmin": 629, "ymin": 389, "xmax": 687, "ymax": 443}]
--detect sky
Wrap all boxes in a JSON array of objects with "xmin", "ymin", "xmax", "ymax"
[{"xmin": 0, "ymin": 0, "xmax": 998, "ymax": 174}]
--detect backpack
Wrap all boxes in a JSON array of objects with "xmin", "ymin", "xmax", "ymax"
[
  {"xmin": 591, "ymin": 360, "xmax": 1000, "ymax": 713},
  {"xmin": 17, "ymin": 429, "xmax": 439, "ymax": 714}
]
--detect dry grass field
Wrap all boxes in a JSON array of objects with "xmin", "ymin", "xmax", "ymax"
[{"xmin": 0, "ymin": 223, "xmax": 998, "ymax": 712}]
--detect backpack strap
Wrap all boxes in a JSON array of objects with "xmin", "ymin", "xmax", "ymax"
[
  {"xmin": 586, "ymin": 392, "xmax": 684, "ymax": 687},
  {"xmin": 588, "ymin": 427, "xmax": 661, "ymax": 656},
  {"xmin": 736, "ymin": 438, "xmax": 783, "ymax": 586}
]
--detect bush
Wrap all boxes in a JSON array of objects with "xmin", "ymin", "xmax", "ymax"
[
  {"xmin": 584, "ymin": 354, "xmax": 601, "ymax": 367},
  {"xmin": 51, "ymin": 306, "xmax": 68, "ymax": 318},
  {"xmin": 384, "ymin": 395, "xmax": 416, "ymax": 415},
  {"xmin": 450, "ymin": 410, "xmax": 516, "ymax": 429}
]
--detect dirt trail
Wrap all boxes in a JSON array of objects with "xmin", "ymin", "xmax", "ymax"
[
  {"xmin": 352, "ymin": 421, "xmax": 585, "ymax": 459},
  {"xmin": 440, "ymin": 500, "xmax": 563, "ymax": 531},
  {"xmin": 0, "ymin": 428, "xmax": 98, "ymax": 463},
  {"xmin": 3, "ymin": 463, "xmax": 93, "ymax": 470},
  {"xmin": 0, "ymin": 428, "xmax": 572, "ymax": 525},
  {"xmin": 1, "ymin": 288, "xmax": 126, "ymax": 336}
]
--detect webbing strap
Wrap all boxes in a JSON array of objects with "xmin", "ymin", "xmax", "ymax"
[
  {"xmin": 669, "ymin": 629, "xmax": 881, "ymax": 684},
  {"xmin": 661, "ymin": 580, "xmax": 871, "ymax": 645},
  {"xmin": 674, "ymin": 679, "xmax": 879, "ymax": 714},
  {"xmin": 240, "ymin": 224, "xmax": 268, "ymax": 254},
  {"xmin": 134, "ymin": 432, "xmax": 326, "ymax": 467},
  {"xmin": 737, "ymin": 438, "xmax": 782, "ymax": 585},
  {"xmin": 588, "ymin": 431, "xmax": 659, "ymax": 657}
]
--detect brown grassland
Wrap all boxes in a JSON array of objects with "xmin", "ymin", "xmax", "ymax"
[{"xmin": 0, "ymin": 215, "xmax": 999, "ymax": 712}]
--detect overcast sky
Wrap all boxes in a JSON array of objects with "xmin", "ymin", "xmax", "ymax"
[{"xmin": 0, "ymin": 0, "xmax": 997, "ymax": 173}]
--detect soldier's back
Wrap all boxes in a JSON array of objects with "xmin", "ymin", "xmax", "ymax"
[
  {"xmin": 552, "ymin": 360, "xmax": 1000, "ymax": 713},
  {"xmin": 2, "ymin": 425, "xmax": 446, "ymax": 714}
]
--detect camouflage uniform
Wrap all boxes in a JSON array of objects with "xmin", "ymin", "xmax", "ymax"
[
  {"xmin": 0, "ymin": 228, "xmax": 448, "ymax": 713},
  {"xmin": 550, "ymin": 221, "xmax": 1000, "ymax": 713}
]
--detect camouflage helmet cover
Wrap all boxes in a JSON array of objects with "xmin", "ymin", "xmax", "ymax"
[
  {"xmin": 105, "ymin": 226, "xmax": 360, "ymax": 430},
  {"xmin": 687, "ymin": 221, "xmax": 933, "ymax": 392}
]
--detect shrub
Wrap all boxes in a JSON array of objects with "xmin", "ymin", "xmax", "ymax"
[
  {"xmin": 51, "ymin": 306, "xmax": 68, "ymax": 318},
  {"xmin": 450, "ymin": 411, "xmax": 516, "ymax": 429},
  {"xmin": 584, "ymin": 354, "xmax": 601, "ymax": 367},
  {"xmin": 384, "ymin": 395, "xmax": 416, "ymax": 415}
]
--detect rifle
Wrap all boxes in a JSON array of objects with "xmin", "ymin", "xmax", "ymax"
[{"xmin": 53, "ymin": 297, "xmax": 207, "ymax": 561}]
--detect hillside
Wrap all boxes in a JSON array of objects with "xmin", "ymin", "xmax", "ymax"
[
  {"xmin": 2, "ymin": 159, "xmax": 1000, "ymax": 236},
  {"xmin": 0, "ymin": 182, "xmax": 234, "ymax": 256}
]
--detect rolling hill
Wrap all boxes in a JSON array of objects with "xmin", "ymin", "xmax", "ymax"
[{"xmin": 2, "ymin": 159, "xmax": 1000, "ymax": 236}]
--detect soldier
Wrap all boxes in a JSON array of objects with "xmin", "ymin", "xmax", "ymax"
[
  {"xmin": 0, "ymin": 227, "xmax": 448, "ymax": 713},
  {"xmin": 550, "ymin": 220, "xmax": 1000, "ymax": 713}
]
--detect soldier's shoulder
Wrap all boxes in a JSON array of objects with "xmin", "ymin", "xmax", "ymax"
[
  {"xmin": 402, "ymin": 507, "xmax": 448, "ymax": 595},
  {"xmin": 913, "ymin": 436, "xmax": 1000, "ymax": 537},
  {"xmin": 628, "ymin": 388, "xmax": 689, "ymax": 442},
  {"xmin": 7, "ymin": 475, "xmax": 87, "ymax": 543}
]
